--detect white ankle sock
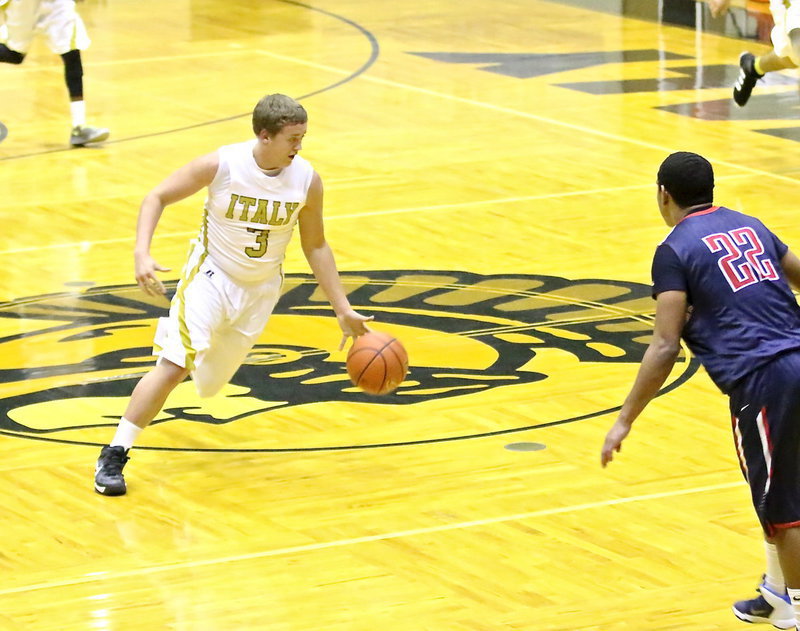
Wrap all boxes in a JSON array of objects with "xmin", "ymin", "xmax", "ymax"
[
  {"xmin": 70, "ymin": 100, "xmax": 86, "ymax": 128},
  {"xmin": 110, "ymin": 417, "xmax": 142, "ymax": 450},
  {"xmin": 786, "ymin": 587, "xmax": 800, "ymax": 628},
  {"xmin": 765, "ymin": 542, "xmax": 787, "ymax": 594}
]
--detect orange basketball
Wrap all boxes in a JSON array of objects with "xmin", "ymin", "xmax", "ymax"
[{"xmin": 346, "ymin": 331, "xmax": 408, "ymax": 395}]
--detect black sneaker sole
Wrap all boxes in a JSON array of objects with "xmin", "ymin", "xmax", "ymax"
[{"xmin": 94, "ymin": 483, "xmax": 126, "ymax": 496}]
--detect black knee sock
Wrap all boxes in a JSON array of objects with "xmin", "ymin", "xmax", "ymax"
[
  {"xmin": 0, "ymin": 44, "xmax": 25, "ymax": 64},
  {"xmin": 61, "ymin": 49, "xmax": 83, "ymax": 99}
]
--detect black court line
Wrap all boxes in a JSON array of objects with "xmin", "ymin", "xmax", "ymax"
[
  {"xmin": 0, "ymin": 0, "xmax": 380, "ymax": 162},
  {"xmin": 0, "ymin": 356, "xmax": 701, "ymax": 452}
]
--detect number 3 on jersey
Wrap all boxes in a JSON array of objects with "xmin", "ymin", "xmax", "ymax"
[
  {"xmin": 245, "ymin": 227, "xmax": 269, "ymax": 258},
  {"xmin": 702, "ymin": 227, "xmax": 779, "ymax": 292}
]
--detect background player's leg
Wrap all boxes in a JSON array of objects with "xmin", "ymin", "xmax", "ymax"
[
  {"xmin": 0, "ymin": 44, "xmax": 24, "ymax": 63},
  {"xmin": 734, "ymin": 3, "xmax": 800, "ymax": 108},
  {"xmin": 0, "ymin": 10, "xmax": 25, "ymax": 63},
  {"xmin": 61, "ymin": 49, "xmax": 109, "ymax": 146},
  {"xmin": 733, "ymin": 50, "xmax": 796, "ymax": 107},
  {"xmin": 39, "ymin": 0, "xmax": 109, "ymax": 146},
  {"xmin": 755, "ymin": 50, "xmax": 796, "ymax": 74},
  {"xmin": 0, "ymin": 0, "xmax": 32, "ymax": 65}
]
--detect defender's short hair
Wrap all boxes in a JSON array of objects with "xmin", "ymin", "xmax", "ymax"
[
  {"xmin": 252, "ymin": 94, "xmax": 307, "ymax": 136},
  {"xmin": 657, "ymin": 151, "xmax": 714, "ymax": 208}
]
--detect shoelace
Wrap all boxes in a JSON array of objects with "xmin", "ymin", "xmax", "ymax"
[{"xmin": 101, "ymin": 450, "xmax": 128, "ymax": 475}]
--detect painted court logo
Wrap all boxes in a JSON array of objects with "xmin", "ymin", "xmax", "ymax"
[{"xmin": 0, "ymin": 271, "xmax": 697, "ymax": 451}]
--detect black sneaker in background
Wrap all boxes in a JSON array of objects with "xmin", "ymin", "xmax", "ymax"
[{"xmin": 733, "ymin": 52, "xmax": 763, "ymax": 107}]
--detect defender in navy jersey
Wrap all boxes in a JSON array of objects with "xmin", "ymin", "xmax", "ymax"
[
  {"xmin": 654, "ymin": 205, "xmax": 800, "ymax": 394},
  {"xmin": 601, "ymin": 152, "xmax": 800, "ymax": 630}
]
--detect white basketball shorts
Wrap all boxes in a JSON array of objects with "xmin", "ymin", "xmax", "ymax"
[
  {"xmin": 1, "ymin": 0, "xmax": 90, "ymax": 55},
  {"xmin": 154, "ymin": 241, "xmax": 283, "ymax": 398},
  {"xmin": 771, "ymin": 0, "xmax": 800, "ymax": 65}
]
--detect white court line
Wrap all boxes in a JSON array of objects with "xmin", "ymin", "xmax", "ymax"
[
  {"xmin": 0, "ymin": 182, "xmax": 651, "ymax": 255},
  {"xmin": 248, "ymin": 48, "xmax": 800, "ymax": 187},
  {"xmin": 9, "ymin": 49, "xmax": 258, "ymax": 73},
  {"xmin": 0, "ymin": 175, "xmax": 751, "ymax": 256},
  {"xmin": 0, "ymin": 479, "xmax": 741, "ymax": 596},
  {"xmin": 11, "ymin": 29, "xmax": 800, "ymax": 190}
]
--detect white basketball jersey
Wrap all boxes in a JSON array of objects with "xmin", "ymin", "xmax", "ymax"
[{"xmin": 200, "ymin": 139, "xmax": 315, "ymax": 284}]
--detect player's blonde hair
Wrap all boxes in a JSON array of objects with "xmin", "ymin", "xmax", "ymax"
[{"xmin": 252, "ymin": 94, "xmax": 307, "ymax": 137}]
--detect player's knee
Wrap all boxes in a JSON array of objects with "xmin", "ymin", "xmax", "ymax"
[
  {"xmin": 0, "ymin": 45, "xmax": 25, "ymax": 64},
  {"xmin": 156, "ymin": 357, "xmax": 190, "ymax": 387}
]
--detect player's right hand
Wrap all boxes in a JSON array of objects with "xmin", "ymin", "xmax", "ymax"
[
  {"xmin": 134, "ymin": 252, "xmax": 171, "ymax": 296},
  {"xmin": 600, "ymin": 418, "xmax": 632, "ymax": 467}
]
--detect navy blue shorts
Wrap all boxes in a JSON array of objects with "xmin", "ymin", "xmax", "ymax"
[{"xmin": 729, "ymin": 350, "xmax": 800, "ymax": 536}]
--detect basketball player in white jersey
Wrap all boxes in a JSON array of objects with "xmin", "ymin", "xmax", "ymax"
[
  {"xmin": 0, "ymin": 0, "xmax": 108, "ymax": 145},
  {"xmin": 94, "ymin": 94, "xmax": 373, "ymax": 496},
  {"xmin": 710, "ymin": 0, "xmax": 800, "ymax": 107}
]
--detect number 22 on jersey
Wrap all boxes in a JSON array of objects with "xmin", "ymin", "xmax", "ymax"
[{"xmin": 702, "ymin": 227, "xmax": 779, "ymax": 292}]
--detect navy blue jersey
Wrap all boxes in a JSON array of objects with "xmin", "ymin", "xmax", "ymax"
[{"xmin": 652, "ymin": 205, "xmax": 800, "ymax": 393}]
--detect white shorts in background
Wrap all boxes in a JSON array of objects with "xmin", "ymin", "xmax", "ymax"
[
  {"xmin": 771, "ymin": 0, "xmax": 800, "ymax": 65},
  {"xmin": 1, "ymin": 0, "xmax": 90, "ymax": 55},
  {"xmin": 154, "ymin": 242, "xmax": 283, "ymax": 398}
]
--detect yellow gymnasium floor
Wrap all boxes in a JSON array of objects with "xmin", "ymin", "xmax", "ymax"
[{"xmin": 1, "ymin": 0, "xmax": 799, "ymax": 629}]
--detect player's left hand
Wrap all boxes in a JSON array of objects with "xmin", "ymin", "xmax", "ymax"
[
  {"xmin": 337, "ymin": 310, "xmax": 374, "ymax": 350},
  {"xmin": 601, "ymin": 418, "xmax": 632, "ymax": 467}
]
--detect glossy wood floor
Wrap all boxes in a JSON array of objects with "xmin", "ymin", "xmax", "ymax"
[{"xmin": 2, "ymin": 0, "xmax": 800, "ymax": 629}]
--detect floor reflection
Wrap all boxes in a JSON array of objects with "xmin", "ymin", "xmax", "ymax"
[{"xmin": 559, "ymin": 64, "xmax": 795, "ymax": 95}]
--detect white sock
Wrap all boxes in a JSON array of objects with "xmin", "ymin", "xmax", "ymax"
[
  {"xmin": 70, "ymin": 100, "xmax": 86, "ymax": 128},
  {"xmin": 765, "ymin": 541, "xmax": 787, "ymax": 594},
  {"xmin": 786, "ymin": 587, "xmax": 800, "ymax": 628},
  {"xmin": 110, "ymin": 417, "xmax": 142, "ymax": 450}
]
